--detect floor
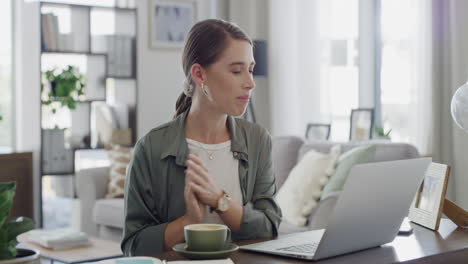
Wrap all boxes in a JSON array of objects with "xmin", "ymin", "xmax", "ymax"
[
  {"xmin": 42, "ymin": 149, "xmax": 110, "ymax": 229},
  {"xmin": 42, "ymin": 175, "xmax": 74, "ymax": 229},
  {"xmin": 42, "ymin": 195, "xmax": 73, "ymax": 229}
]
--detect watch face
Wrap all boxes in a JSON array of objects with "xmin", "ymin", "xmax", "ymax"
[{"xmin": 219, "ymin": 197, "xmax": 229, "ymax": 211}]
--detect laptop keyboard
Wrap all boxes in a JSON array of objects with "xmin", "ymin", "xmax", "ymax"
[{"xmin": 277, "ymin": 242, "xmax": 319, "ymax": 254}]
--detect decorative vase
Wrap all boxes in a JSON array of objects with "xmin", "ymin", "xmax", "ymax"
[
  {"xmin": 0, "ymin": 248, "xmax": 40, "ymax": 264},
  {"xmin": 50, "ymin": 81, "xmax": 57, "ymax": 98}
]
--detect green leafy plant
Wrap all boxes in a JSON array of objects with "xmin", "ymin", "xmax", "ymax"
[
  {"xmin": 0, "ymin": 182, "xmax": 35, "ymax": 260},
  {"xmin": 42, "ymin": 65, "xmax": 85, "ymax": 114},
  {"xmin": 374, "ymin": 125, "xmax": 392, "ymax": 138}
]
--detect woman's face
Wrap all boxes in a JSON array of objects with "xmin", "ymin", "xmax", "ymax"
[{"xmin": 202, "ymin": 39, "xmax": 256, "ymax": 117}]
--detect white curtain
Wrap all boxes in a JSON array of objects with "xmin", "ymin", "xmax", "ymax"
[
  {"xmin": 379, "ymin": 0, "xmax": 433, "ymax": 156},
  {"xmin": 269, "ymin": 0, "xmax": 330, "ymax": 137},
  {"xmin": 409, "ymin": 0, "xmax": 433, "ymax": 156},
  {"xmin": 431, "ymin": 0, "xmax": 468, "ymax": 208}
]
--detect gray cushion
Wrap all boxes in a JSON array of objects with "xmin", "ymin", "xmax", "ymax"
[
  {"xmin": 272, "ymin": 136, "xmax": 304, "ymax": 190},
  {"xmin": 321, "ymin": 145, "xmax": 376, "ymax": 199},
  {"xmin": 299, "ymin": 141, "xmax": 419, "ymax": 163},
  {"xmin": 93, "ymin": 198, "xmax": 124, "ymax": 228}
]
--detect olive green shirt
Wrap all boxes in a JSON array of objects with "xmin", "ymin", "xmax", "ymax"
[{"xmin": 121, "ymin": 111, "xmax": 282, "ymax": 256}]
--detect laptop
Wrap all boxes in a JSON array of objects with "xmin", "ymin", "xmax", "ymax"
[{"xmin": 240, "ymin": 158, "xmax": 431, "ymax": 261}]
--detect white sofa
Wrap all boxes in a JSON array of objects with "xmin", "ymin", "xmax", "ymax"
[{"xmin": 75, "ymin": 136, "xmax": 419, "ymax": 241}]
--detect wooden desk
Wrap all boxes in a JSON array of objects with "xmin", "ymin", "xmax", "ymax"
[{"xmin": 153, "ymin": 219, "xmax": 468, "ymax": 263}]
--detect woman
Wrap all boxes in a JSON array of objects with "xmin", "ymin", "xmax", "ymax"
[{"xmin": 121, "ymin": 19, "xmax": 282, "ymax": 256}]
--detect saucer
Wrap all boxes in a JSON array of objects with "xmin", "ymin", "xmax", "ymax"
[{"xmin": 172, "ymin": 243, "xmax": 239, "ymax": 260}]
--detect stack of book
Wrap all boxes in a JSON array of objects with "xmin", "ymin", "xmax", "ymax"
[{"xmin": 27, "ymin": 228, "xmax": 91, "ymax": 250}]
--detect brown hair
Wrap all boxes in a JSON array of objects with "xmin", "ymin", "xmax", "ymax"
[{"xmin": 174, "ymin": 19, "xmax": 252, "ymax": 118}]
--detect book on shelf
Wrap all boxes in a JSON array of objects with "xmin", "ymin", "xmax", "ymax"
[
  {"xmin": 41, "ymin": 13, "xmax": 58, "ymax": 51},
  {"xmin": 41, "ymin": 13, "xmax": 76, "ymax": 52}
]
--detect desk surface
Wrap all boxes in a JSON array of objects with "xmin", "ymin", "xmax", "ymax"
[{"xmin": 153, "ymin": 219, "xmax": 468, "ymax": 264}]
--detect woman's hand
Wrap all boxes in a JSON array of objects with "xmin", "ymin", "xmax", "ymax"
[
  {"xmin": 185, "ymin": 153, "xmax": 224, "ymax": 208},
  {"xmin": 184, "ymin": 175, "xmax": 205, "ymax": 224}
]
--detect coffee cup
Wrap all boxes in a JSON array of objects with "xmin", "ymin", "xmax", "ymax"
[{"xmin": 184, "ymin": 224, "xmax": 231, "ymax": 252}]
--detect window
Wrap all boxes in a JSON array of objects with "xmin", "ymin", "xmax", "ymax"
[
  {"xmin": 0, "ymin": 0, "xmax": 13, "ymax": 153},
  {"xmin": 380, "ymin": 0, "xmax": 432, "ymax": 154},
  {"xmin": 380, "ymin": 0, "xmax": 413, "ymax": 142},
  {"xmin": 318, "ymin": 0, "xmax": 359, "ymax": 141},
  {"xmin": 316, "ymin": 0, "xmax": 430, "ymax": 151}
]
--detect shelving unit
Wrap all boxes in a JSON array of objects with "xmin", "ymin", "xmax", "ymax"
[{"xmin": 38, "ymin": 1, "xmax": 138, "ymax": 227}]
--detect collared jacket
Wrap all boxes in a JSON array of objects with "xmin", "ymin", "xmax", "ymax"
[{"xmin": 121, "ymin": 111, "xmax": 282, "ymax": 256}]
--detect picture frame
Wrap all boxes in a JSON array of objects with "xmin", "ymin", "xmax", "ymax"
[
  {"xmin": 349, "ymin": 108, "xmax": 374, "ymax": 141},
  {"xmin": 305, "ymin": 123, "xmax": 331, "ymax": 141},
  {"xmin": 149, "ymin": 0, "xmax": 197, "ymax": 49},
  {"xmin": 409, "ymin": 162, "xmax": 450, "ymax": 230}
]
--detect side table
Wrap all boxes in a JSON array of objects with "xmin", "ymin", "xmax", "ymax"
[{"xmin": 17, "ymin": 231, "xmax": 123, "ymax": 264}]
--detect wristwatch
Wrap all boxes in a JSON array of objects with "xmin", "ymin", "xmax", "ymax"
[{"xmin": 210, "ymin": 190, "xmax": 231, "ymax": 213}]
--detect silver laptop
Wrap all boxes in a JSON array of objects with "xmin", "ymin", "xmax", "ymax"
[{"xmin": 240, "ymin": 158, "xmax": 431, "ymax": 261}]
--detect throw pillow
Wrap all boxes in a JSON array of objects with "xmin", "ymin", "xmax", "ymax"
[
  {"xmin": 106, "ymin": 144, "xmax": 133, "ymax": 198},
  {"xmin": 275, "ymin": 145, "xmax": 341, "ymax": 226},
  {"xmin": 320, "ymin": 145, "xmax": 377, "ymax": 199}
]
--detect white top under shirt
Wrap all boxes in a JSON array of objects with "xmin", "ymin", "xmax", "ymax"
[{"xmin": 186, "ymin": 138, "xmax": 242, "ymax": 224}]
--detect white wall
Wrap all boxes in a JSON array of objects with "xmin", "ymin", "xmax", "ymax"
[
  {"xmin": 136, "ymin": 0, "xmax": 229, "ymax": 138},
  {"xmin": 15, "ymin": 0, "xmax": 41, "ymax": 224}
]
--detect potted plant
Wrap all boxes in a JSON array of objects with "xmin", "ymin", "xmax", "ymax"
[
  {"xmin": 41, "ymin": 65, "xmax": 86, "ymax": 153},
  {"xmin": 374, "ymin": 125, "xmax": 392, "ymax": 140},
  {"xmin": 42, "ymin": 65, "xmax": 85, "ymax": 114},
  {"xmin": 0, "ymin": 182, "xmax": 37, "ymax": 264}
]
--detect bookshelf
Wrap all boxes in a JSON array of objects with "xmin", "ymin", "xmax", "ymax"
[{"xmin": 38, "ymin": 1, "xmax": 138, "ymax": 227}]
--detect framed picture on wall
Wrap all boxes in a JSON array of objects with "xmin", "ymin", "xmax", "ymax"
[{"xmin": 149, "ymin": 0, "xmax": 197, "ymax": 49}]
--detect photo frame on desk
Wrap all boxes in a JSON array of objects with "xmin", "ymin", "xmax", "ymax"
[{"xmin": 409, "ymin": 162, "xmax": 450, "ymax": 230}]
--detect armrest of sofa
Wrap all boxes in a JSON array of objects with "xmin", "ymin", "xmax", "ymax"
[
  {"xmin": 308, "ymin": 191, "xmax": 340, "ymax": 230},
  {"xmin": 75, "ymin": 166, "xmax": 110, "ymax": 236}
]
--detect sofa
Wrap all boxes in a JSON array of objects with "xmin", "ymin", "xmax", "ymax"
[{"xmin": 75, "ymin": 136, "xmax": 419, "ymax": 242}]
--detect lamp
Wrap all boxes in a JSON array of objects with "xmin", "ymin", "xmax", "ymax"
[
  {"xmin": 253, "ymin": 40, "xmax": 267, "ymax": 77},
  {"xmin": 446, "ymin": 82, "xmax": 468, "ymax": 228},
  {"xmin": 451, "ymin": 81, "xmax": 468, "ymax": 132}
]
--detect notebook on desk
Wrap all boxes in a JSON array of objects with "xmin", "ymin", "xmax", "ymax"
[{"xmin": 241, "ymin": 158, "xmax": 431, "ymax": 261}]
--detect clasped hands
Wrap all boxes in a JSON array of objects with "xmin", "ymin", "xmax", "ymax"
[{"xmin": 184, "ymin": 153, "xmax": 224, "ymax": 224}]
